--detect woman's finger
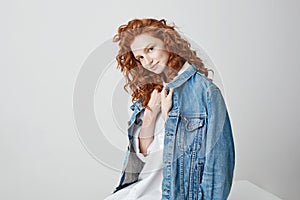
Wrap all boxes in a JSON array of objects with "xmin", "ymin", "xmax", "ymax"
[
  {"xmin": 167, "ymin": 88, "xmax": 174, "ymax": 100},
  {"xmin": 161, "ymin": 87, "xmax": 167, "ymax": 98}
]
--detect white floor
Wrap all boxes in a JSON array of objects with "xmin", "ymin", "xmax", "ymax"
[{"xmin": 228, "ymin": 180, "xmax": 282, "ymax": 200}]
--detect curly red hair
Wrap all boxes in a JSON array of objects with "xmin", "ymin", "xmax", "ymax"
[{"xmin": 113, "ymin": 18, "xmax": 212, "ymax": 109}]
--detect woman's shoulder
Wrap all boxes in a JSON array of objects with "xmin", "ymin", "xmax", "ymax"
[{"xmin": 190, "ymin": 68, "xmax": 219, "ymax": 92}]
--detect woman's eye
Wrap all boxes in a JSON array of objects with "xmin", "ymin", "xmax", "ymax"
[
  {"xmin": 137, "ymin": 56, "xmax": 143, "ymax": 61},
  {"xmin": 148, "ymin": 47, "xmax": 153, "ymax": 52}
]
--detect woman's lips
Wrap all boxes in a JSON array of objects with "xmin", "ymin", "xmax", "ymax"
[{"xmin": 150, "ymin": 62, "xmax": 158, "ymax": 70}]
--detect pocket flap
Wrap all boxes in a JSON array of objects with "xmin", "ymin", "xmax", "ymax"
[{"xmin": 185, "ymin": 118, "xmax": 204, "ymax": 131}]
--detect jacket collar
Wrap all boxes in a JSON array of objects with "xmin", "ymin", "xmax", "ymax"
[
  {"xmin": 131, "ymin": 63, "xmax": 197, "ymax": 111},
  {"xmin": 165, "ymin": 62, "xmax": 197, "ymax": 91}
]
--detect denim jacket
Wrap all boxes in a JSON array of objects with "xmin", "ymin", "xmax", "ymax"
[{"xmin": 113, "ymin": 63, "xmax": 235, "ymax": 200}]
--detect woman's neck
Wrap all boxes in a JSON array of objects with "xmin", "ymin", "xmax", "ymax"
[{"xmin": 160, "ymin": 61, "xmax": 188, "ymax": 83}]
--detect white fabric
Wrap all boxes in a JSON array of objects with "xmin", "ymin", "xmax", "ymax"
[
  {"xmin": 104, "ymin": 62, "xmax": 190, "ymax": 200},
  {"xmin": 104, "ymin": 113, "xmax": 165, "ymax": 200}
]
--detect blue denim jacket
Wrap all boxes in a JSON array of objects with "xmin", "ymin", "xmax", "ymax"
[{"xmin": 113, "ymin": 63, "xmax": 235, "ymax": 200}]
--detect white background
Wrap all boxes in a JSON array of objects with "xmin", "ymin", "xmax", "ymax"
[{"xmin": 1, "ymin": 0, "xmax": 299, "ymax": 199}]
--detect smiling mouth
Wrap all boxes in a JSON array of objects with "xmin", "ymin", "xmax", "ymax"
[{"xmin": 150, "ymin": 62, "xmax": 158, "ymax": 70}]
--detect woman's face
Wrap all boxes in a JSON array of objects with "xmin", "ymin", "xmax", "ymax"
[{"xmin": 130, "ymin": 33, "xmax": 170, "ymax": 74}]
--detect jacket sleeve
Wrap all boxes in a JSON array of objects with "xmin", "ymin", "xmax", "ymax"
[
  {"xmin": 199, "ymin": 85, "xmax": 235, "ymax": 200},
  {"xmin": 113, "ymin": 103, "xmax": 146, "ymax": 193}
]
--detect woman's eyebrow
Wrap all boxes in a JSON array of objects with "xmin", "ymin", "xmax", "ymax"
[
  {"xmin": 143, "ymin": 43, "xmax": 154, "ymax": 50},
  {"xmin": 139, "ymin": 43, "xmax": 154, "ymax": 53}
]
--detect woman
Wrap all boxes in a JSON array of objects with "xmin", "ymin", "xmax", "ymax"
[{"xmin": 105, "ymin": 18, "xmax": 235, "ymax": 200}]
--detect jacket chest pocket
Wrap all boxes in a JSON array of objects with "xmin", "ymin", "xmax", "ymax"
[{"xmin": 177, "ymin": 116, "xmax": 205, "ymax": 152}]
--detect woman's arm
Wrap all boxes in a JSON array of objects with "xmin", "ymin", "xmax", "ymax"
[
  {"xmin": 138, "ymin": 109, "xmax": 158, "ymax": 156},
  {"xmin": 138, "ymin": 89, "xmax": 161, "ymax": 156},
  {"xmin": 200, "ymin": 85, "xmax": 235, "ymax": 199},
  {"xmin": 138, "ymin": 87, "xmax": 174, "ymax": 156}
]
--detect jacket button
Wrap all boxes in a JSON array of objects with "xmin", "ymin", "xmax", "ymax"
[{"xmin": 164, "ymin": 161, "xmax": 171, "ymax": 165}]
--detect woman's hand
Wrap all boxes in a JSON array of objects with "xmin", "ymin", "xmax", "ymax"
[
  {"xmin": 161, "ymin": 87, "xmax": 174, "ymax": 122},
  {"xmin": 147, "ymin": 88, "xmax": 162, "ymax": 117}
]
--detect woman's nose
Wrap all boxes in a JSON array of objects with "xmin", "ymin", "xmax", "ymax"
[{"xmin": 143, "ymin": 55, "xmax": 153, "ymax": 66}]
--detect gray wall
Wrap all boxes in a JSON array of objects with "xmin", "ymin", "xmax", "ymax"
[{"xmin": 1, "ymin": 0, "xmax": 299, "ymax": 199}]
